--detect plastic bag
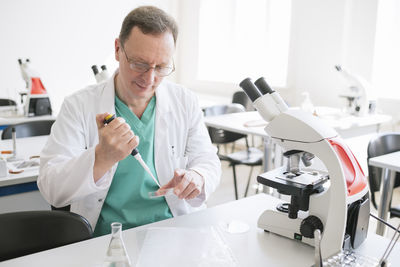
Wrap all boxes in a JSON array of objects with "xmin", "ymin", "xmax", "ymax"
[{"xmin": 135, "ymin": 227, "xmax": 239, "ymax": 267}]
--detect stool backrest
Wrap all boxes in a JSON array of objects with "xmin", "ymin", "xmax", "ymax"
[
  {"xmin": 1, "ymin": 120, "xmax": 55, "ymax": 140},
  {"xmin": 0, "ymin": 210, "xmax": 93, "ymax": 261},
  {"xmin": 203, "ymin": 104, "xmax": 247, "ymax": 145},
  {"xmin": 0, "ymin": 98, "xmax": 17, "ymax": 106},
  {"xmin": 367, "ymin": 132, "xmax": 400, "ymax": 208}
]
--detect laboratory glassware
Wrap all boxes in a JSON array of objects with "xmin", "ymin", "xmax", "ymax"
[{"xmin": 104, "ymin": 222, "xmax": 132, "ymax": 267}]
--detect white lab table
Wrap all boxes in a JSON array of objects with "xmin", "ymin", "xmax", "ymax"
[
  {"xmin": 0, "ymin": 136, "xmax": 49, "ymax": 213},
  {"xmin": 1, "ymin": 194, "xmax": 398, "ymax": 267},
  {"xmin": 203, "ymin": 111, "xmax": 391, "ymax": 171},
  {"xmin": 0, "ymin": 136, "xmax": 47, "ymax": 186},
  {"xmin": 369, "ymin": 151, "xmax": 400, "ymax": 236},
  {"xmin": 0, "ymin": 115, "xmax": 55, "ymax": 128},
  {"xmin": 203, "ymin": 111, "xmax": 391, "ymax": 140}
]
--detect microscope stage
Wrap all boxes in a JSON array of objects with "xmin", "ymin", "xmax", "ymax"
[{"xmin": 257, "ymin": 167, "xmax": 328, "ymax": 196}]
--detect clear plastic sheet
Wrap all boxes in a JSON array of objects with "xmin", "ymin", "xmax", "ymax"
[{"xmin": 135, "ymin": 227, "xmax": 239, "ymax": 267}]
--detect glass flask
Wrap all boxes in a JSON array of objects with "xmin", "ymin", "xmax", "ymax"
[{"xmin": 104, "ymin": 222, "xmax": 132, "ymax": 267}]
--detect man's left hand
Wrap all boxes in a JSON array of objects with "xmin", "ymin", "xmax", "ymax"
[{"xmin": 157, "ymin": 169, "xmax": 204, "ymax": 200}]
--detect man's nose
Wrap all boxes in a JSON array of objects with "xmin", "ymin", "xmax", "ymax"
[{"xmin": 141, "ymin": 68, "xmax": 156, "ymax": 86}]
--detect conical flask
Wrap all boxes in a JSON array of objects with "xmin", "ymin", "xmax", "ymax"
[{"xmin": 104, "ymin": 222, "xmax": 132, "ymax": 267}]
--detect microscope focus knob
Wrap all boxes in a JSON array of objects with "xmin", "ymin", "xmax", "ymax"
[{"xmin": 300, "ymin": 215, "xmax": 324, "ymax": 238}]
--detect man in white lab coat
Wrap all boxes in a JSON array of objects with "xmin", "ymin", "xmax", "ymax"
[{"xmin": 38, "ymin": 6, "xmax": 221, "ymax": 235}]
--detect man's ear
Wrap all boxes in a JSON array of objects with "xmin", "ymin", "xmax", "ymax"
[{"xmin": 115, "ymin": 38, "xmax": 120, "ymax": 62}]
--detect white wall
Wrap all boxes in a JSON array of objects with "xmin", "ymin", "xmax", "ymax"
[
  {"xmin": 284, "ymin": 0, "xmax": 348, "ymax": 106},
  {"xmin": 283, "ymin": 0, "xmax": 400, "ymax": 129},
  {"xmin": 2, "ymin": 0, "xmax": 398, "ymax": 128},
  {"xmin": 284, "ymin": 0, "xmax": 379, "ymax": 106},
  {"xmin": 176, "ymin": 0, "xmax": 399, "ymax": 126},
  {"xmin": 0, "ymin": 0, "xmax": 175, "ymax": 113}
]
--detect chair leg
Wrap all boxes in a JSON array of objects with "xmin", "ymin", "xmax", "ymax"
[
  {"xmin": 255, "ymin": 183, "xmax": 261, "ymax": 194},
  {"xmin": 232, "ymin": 164, "xmax": 239, "ymax": 200},
  {"xmin": 244, "ymin": 166, "xmax": 254, "ymax": 197},
  {"xmin": 223, "ymin": 144, "xmax": 228, "ymax": 154}
]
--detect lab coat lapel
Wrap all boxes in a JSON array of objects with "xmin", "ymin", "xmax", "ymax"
[
  {"xmin": 154, "ymin": 82, "xmax": 173, "ymax": 184},
  {"xmin": 98, "ymin": 70, "xmax": 118, "ymax": 115}
]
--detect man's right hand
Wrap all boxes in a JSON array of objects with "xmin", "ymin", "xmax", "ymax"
[{"xmin": 93, "ymin": 113, "xmax": 139, "ymax": 182}]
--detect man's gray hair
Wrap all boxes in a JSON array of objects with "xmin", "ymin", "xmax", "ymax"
[{"xmin": 119, "ymin": 6, "xmax": 178, "ymax": 46}]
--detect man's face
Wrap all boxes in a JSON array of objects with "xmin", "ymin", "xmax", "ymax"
[{"xmin": 115, "ymin": 26, "xmax": 175, "ymax": 100}]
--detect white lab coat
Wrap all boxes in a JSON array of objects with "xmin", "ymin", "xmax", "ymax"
[{"xmin": 38, "ymin": 70, "xmax": 221, "ymax": 229}]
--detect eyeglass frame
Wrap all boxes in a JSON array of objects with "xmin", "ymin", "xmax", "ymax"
[{"xmin": 120, "ymin": 44, "xmax": 175, "ymax": 77}]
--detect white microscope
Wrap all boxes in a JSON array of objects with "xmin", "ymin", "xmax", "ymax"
[
  {"xmin": 239, "ymin": 77, "xmax": 370, "ymax": 260},
  {"xmin": 18, "ymin": 59, "xmax": 52, "ymax": 117},
  {"xmin": 335, "ymin": 65, "xmax": 376, "ymax": 116}
]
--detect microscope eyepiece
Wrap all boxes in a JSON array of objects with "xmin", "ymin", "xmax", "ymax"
[
  {"xmin": 91, "ymin": 65, "xmax": 99, "ymax": 75},
  {"xmin": 255, "ymin": 77, "xmax": 274, "ymax": 95},
  {"xmin": 239, "ymin": 78, "xmax": 262, "ymax": 102}
]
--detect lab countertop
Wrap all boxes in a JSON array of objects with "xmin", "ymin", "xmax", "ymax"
[
  {"xmin": 204, "ymin": 110, "xmax": 392, "ymax": 138},
  {"xmin": 1, "ymin": 194, "xmax": 398, "ymax": 267},
  {"xmin": 0, "ymin": 114, "xmax": 55, "ymax": 126},
  {"xmin": 0, "ymin": 136, "xmax": 48, "ymax": 186},
  {"xmin": 369, "ymin": 151, "xmax": 400, "ymax": 172}
]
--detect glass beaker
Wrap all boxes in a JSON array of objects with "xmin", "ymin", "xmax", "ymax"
[{"xmin": 104, "ymin": 222, "xmax": 132, "ymax": 267}]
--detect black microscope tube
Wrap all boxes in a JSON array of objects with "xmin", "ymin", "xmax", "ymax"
[
  {"xmin": 239, "ymin": 78, "xmax": 263, "ymax": 102},
  {"xmin": 254, "ymin": 77, "xmax": 274, "ymax": 95},
  {"xmin": 91, "ymin": 65, "xmax": 99, "ymax": 75}
]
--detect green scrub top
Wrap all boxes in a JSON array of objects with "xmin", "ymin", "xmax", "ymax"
[{"xmin": 94, "ymin": 95, "xmax": 172, "ymax": 237}]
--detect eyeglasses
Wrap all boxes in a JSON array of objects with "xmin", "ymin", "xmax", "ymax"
[{"xmin": 121, "ymin": 45, "xmax": 175, "ymax": 77}]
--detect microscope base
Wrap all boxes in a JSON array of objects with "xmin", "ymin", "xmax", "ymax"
[{"xmin": 258, "ymin": 208, "xmax": 314, "ymax": 247}]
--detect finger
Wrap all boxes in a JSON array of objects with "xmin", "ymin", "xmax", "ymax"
[
  {"xmin": 118, "ymin": 133, "xmax": 134, "ymax": 150},
  {"xmin": 96, "ymin": 113, "xmax": 111, "ymax": 130},
  {"xmin": 174, "ymin": 176, "xmax": 191, "ymax": 196},
  {"xmin": 186, "ymin": 189, "xmax": 201, "ymax": 199},
  {"xmin": 159, "ymin": 169, "xmax": 186, "ymax": 190},
  {"xmin": 120, "ymin": 130, "xmax": 134, "ymax": 144},
  {"xmin": 118, "ymin": 135, "xmax": 137, "ymax": 157},
  {"xmin": 173, "ymin": 169, "xmax": 186, "ymax": 179},
  {"xmin": 122, "ymin": 128, "xmax": 134, "ymax": 138},
  {"xmin": 117, "ymin": 123, "xmax": 133, "ymax": 140},
  {"xmin": 120, "ymin": 124, "xmax": 133, "ymax": 137},
  {"xmin": 159, "ymin": 179, "xmax": 175, "ymax": 190},
  {"xmin": 178, "ymin": 182, "xmax": 196, "ymax": 199},
  {"xmin": 107, "ymin": 117, "xmax": 126, "ymax": 130},
  {"xmin": 127, "ymin": 135, "xmax": 139, "ymax": 148}
]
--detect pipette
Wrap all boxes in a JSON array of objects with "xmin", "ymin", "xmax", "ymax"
[{"xmin": 103, "ymin": 114, "xmax": 161, "ymax": 188}]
